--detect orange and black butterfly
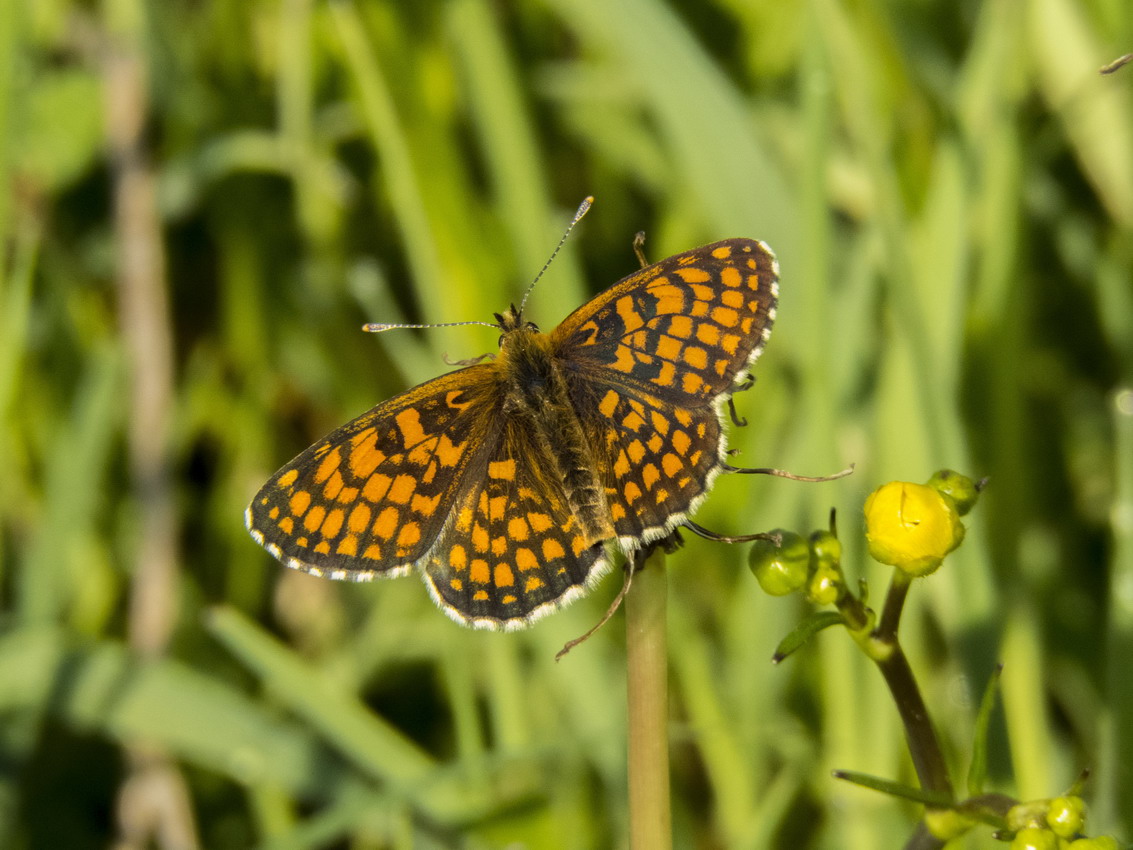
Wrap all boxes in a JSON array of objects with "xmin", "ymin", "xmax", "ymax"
[{"xmin": 247, "ymin": 225, "xmax": 778, "ymax": 630}]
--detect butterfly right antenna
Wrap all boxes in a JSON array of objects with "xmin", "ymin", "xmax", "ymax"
[{"xmin": 516, "ymin": 196, "xmax": 594, "ymax": 317}]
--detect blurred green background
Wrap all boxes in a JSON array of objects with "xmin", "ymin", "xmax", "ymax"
[{"xmin": 2, "ymin": 0, "xmax": 1131, "ymax": 847}]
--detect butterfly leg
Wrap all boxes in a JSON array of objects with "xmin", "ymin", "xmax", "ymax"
[{"xmin": 632, "ymin": 231, "xmax": 649, "ymax": 269}]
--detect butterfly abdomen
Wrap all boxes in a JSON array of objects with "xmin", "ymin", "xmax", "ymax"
[{"xmin": 498, "ymin": 326, "xmax": 615, "ymax": 546}]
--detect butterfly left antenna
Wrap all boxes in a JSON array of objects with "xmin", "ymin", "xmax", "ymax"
[{"xmin": 516, "ymin": 196, "xmax": 594, "ymax": 316}]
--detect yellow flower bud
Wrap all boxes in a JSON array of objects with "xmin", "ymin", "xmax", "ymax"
[{"xmin": 864, "ymin": 481, "xmax": 965, "ymax": 576}]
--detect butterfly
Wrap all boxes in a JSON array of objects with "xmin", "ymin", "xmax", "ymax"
[{"xmin": 246, "ymin": 234, "xmax": 778, "ymax": 630}]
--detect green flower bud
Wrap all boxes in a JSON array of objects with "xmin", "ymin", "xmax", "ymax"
[
  {"xmin": 1046, "ymin": 795, "xmax": 1086, "ymax": 838},
  {"xmin": 807, "ymin": 564, "xmax": 841, "ymax": 606},
  {"xmin": 1010, "ymin": 826, "xmax": 1057, "ymax": 850},
  {"xmin": 809, "ymin": 529, "xmax": 842, "ymax": 569},
  {"xmin": 864, "ymin": 481, "xmax": 965, "ymax": 576},
  {"xmin": 748, "ymin": 530, "xmax": 810, "ymax": 596},
  {"xmin": 926, "ymin": 469, "xmax": 981, "ymax": 516}
]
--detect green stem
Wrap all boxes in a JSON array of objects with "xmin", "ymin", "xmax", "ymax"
[{"xmin": 625, "ymin": 547, "xmax": 671, "ymax": 850}]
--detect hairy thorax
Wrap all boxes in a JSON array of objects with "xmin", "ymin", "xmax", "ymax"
[{"xmin": 496, "ymin": 325, "xmax": 614, "ymax": 545}]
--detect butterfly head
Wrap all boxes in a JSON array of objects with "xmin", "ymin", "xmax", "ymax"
[{"xmin": 494, "ymin": 305, "xmax": 540, "ymax": 347}]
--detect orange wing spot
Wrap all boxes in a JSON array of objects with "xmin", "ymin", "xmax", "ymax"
[
  {"xmin": 303, "ymin": 504, "xmax": 326, "ymax": 533},
  {"xmin": 677, "ymin": 476, "xmax": 691, "ymax": 489},
  {"xmin": 655, "ymin": 334, "xmax": 682, "ymax": 361},
  {"xmin": 627, "ymin": 440, "xmax": 646, "ymax": 463},
  {"xmin": 599, "ymin": 389, "xmax": 620, "ymax": 418},
  {"xmin": 491, "ymin": 536, "xmax": 507, "ymax": 556},
  {"xmin": 655, "ymin": 293, "xmax": 685, "ymax": 315},
  {"xmin": 470, "ymin": 559, "xmax": 490, "ymax": 584},
  {"xmin": 516, "ymin": 547, "xmax": 538, "ymax": 570},
  {"xmin": 337, "ymin": 486, "xmax": 359, "ymax": 504},
  {"xmin": 687, "ymin": 283, "xmax": 711, "ymax": 302},
  {"xmin": 697, "ymin": 422, "xmax": 708, "ymax": 438},
  {"xmin": 712, "ymin": 306, "xmax": 739, "ymax": 327},
  {"xmin": 278, "ymin": 469, "xmax": 299, "ymax": 487},
  {"xmin": 445, "ymin": 389, "xmax": 473, "ymax": 411},
  {"xmin": 488, "ymin": 495, "xmax": 507, "ymax": 517},
  {"xmin": 613, "ymin": 450, "xmax": 631, "ymax": 477},
  {"xmin": 682, "ymin": 345, "xmax": 708, "ymax": 369},
  {"xmin": 674, "ymin": 410, "xmax": 693, "ymax": 427},
  {"xmin": 721, "ymin": 333, "xmax": 742, "ymax": 355},
  {"xmin": 649, "ymin": 411, "xmax": 670, "ymax": 435},
  {"xmin": 669, "ymin": 315, "xmax": 693, "ymax": 338},
  {"xmin": 363, "ymin": 543, "xmax": 382, "ymax": 559},
  {"xmin": 456, "ymin": 507, "xmax": 474, "ymax": 531},
  {"xmin": 642, "ymin": 463, "xmax": 660, "ymax": 490},
  {"xmin": 570, "ymin": 535, "xmax": 586, "ymax": 555},
  {"xmin": 269, "ymin": 506, "xmax": 280, "ymax": 519},
  {"xmin": 314, "ymin": 541, "xmax": 330, "ymax": 554},
  {"xmin": 321, "ymin": 508, "xmax": 345, "ymax": 538},
  {"xmin": 542, "ymin": 538, "xmax": 565, "ymax": 560},
  {"xmin": 662, "ymin": 453, "xmax": 683, "ymax": 477},
  {"xmin": 508, "ymin": 517, "xmax": 530, "ymax": 541},
  {"xmin": 337, "ymin": 535, "xmax": 358, "ymax": 556},
  {"xmin": 407, "ymin": 442, "xmax": 433, "ymax": 466},
  {"xmin": 528, "ymin": 513, "xmax": 552, "ymax": 532},
  {"xmin": 322, "ymin": 470, "xmax": 345, "ymax": 500},
  {"xmin": 410, "ymin": 492, "xmax": 441, "ymax": 516},
  {"xmin": 396, "ymin": 521, "xmax": 420, "ymax": 548},
  {"xmin": 362, "ymin": 473, "xmax": 392, "ymax": 503},
  {"xmin": 654, "ymin": 488, "xmax": 669, "ymax": 505},
  {"xmin": 450, "ymin": 544, "xmax": 468, "ymax": 569},
  {"xmin": 689, "ymin": 450, "xmax": 703, "ymax": 466},
  {"xmin": 691, "ymin": 300, "xmax": 710, "ymax": 318},
  {"xmin": 494, "ymin": 563, "xmax": 515, "ymax": 588},
  {"xmin": 746, "ymin": 272, "xmax": 763, "ymax": 290},
  {"xmin": 623, "ymin": 409, "xmax": 646, "ymax": 431},
  {"xmin": 278, "ymin": 517, "xmax": 294, "ymax": 534},
  {"xmin": 697, "ymin": 323, "xmax": 721, "ymax": 345},
  {"xmin": 612, "ymin": 345, "xmax": 636, "ymax": 373},
  {"xmin": 296, "ymin": 537, "xmax": 308, "ymax": 548},
  {"xmin": 652, "ymin": 361, "xmax": 676, "ymax": 388},
  {"xmin": 740, "ymin": 316, "xmax": 754, "ymax": 335},
  {"xmin": 715, "ymin": 358, "xmax": 730, "ymax": 376},
  {"xmin": 473, "ymin": 590, "xmax": 490, "ymax": 601},
  {"xmin": 315, "ymin": 449, "xmax": 341, "ymax": 484},
  {"xmin": 524, "ymin": 576, "xmax": 544, "ymax": 592},
  {"xmin": 647, "ymin": 433, "xmax": 664, "ymax": 453},
  {"xmin": 675, "ymin": 266, "xmax": 710, "ymax": 283},
  {"xmin": 721, "ymin": 288, "xmax": 745, "ymax": 309},
  {"xmin": 348, "ymin": 433, "xmax": 383, "ymax": 478},
  {"xmin": 502, "ymin": 594, "xmax": 517, "ymax": 605},
  {"xmin": 672, "ymin": 430, "xmax": 691, "ymax": 455},
  {"xmin": 712, "ymin": 245, "xmax": 733, "ymax": 259},
  {"xmin": 616, "ymin": 295, "xmax": 645, "ymax": 332},
  {"xmin": 472, "ymin": 523, "xmax": 490, "ymax": 553},
  {"xmin": 436, "ymin": 433, "xmax": 463, "ymax": 467},
  {"xmin": 349, "ymin": 505, "xmax": 372, "ymax": 534},
  {"xmin": 290, "ymin": 490, "xmax": 311, "ymax": 517},
  {"xmin": 421, "ymin": 460, "xmax": 439, "ymax": 484},
  {"xmin": 372, "ymin": 506, "xmax": 399, "ymax": 539},
  {"xmin": 611, "ymin": 503, "xmax": 626, "ymax": 521},
  {"xmin": 721, "ymin": 265, "xmax": 743, "ymax": 287},
  {"xmin": 394, "ymin": 408, "xmax": 427, "ymax": 447},
  {"xmin": 681, "ymin": 372, "xmax": 704, "ymax": 395},
  {"xmin": 449, "ymin": 578, "xmax": 463, "ymax": 591},
  {"xmin": 624, "ymin": 482, "xmax": 643, "ymax": 504},
  {"xmin": 488, "ymin": 458, "xmax": 516, "ymax": 479},
  {"xmin": 388, "ymin": 474, "xmax": 416, "ymax": 504}
]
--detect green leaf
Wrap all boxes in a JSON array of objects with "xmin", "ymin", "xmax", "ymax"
[
  {"xmin": 831, "ymin": 770, "xmax": 953, "ymax": 808},
  {"xmin": 772, "ymin": 611, "xmax": 845, "ymax": 663},
  {"xmin": 967, "ymin": 663, "xmax": 1003, "ymax": 797}
]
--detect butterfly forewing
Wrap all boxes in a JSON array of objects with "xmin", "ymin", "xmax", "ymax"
[
  {"xmin": 550, "ymin": 239, "xmax": 778, "ymax": 405},
  {"xmin": 246, "ymin": 367, "xmax": 501, "ymax": 579}
]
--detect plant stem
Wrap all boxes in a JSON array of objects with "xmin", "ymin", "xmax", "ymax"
[
  {"xmin": 625, "ymin": 546, "xmax": 671, "ymax": 850},
  {"xmin": 871, "ymin": 572, "xmax": 954, "ymax": 802}
]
